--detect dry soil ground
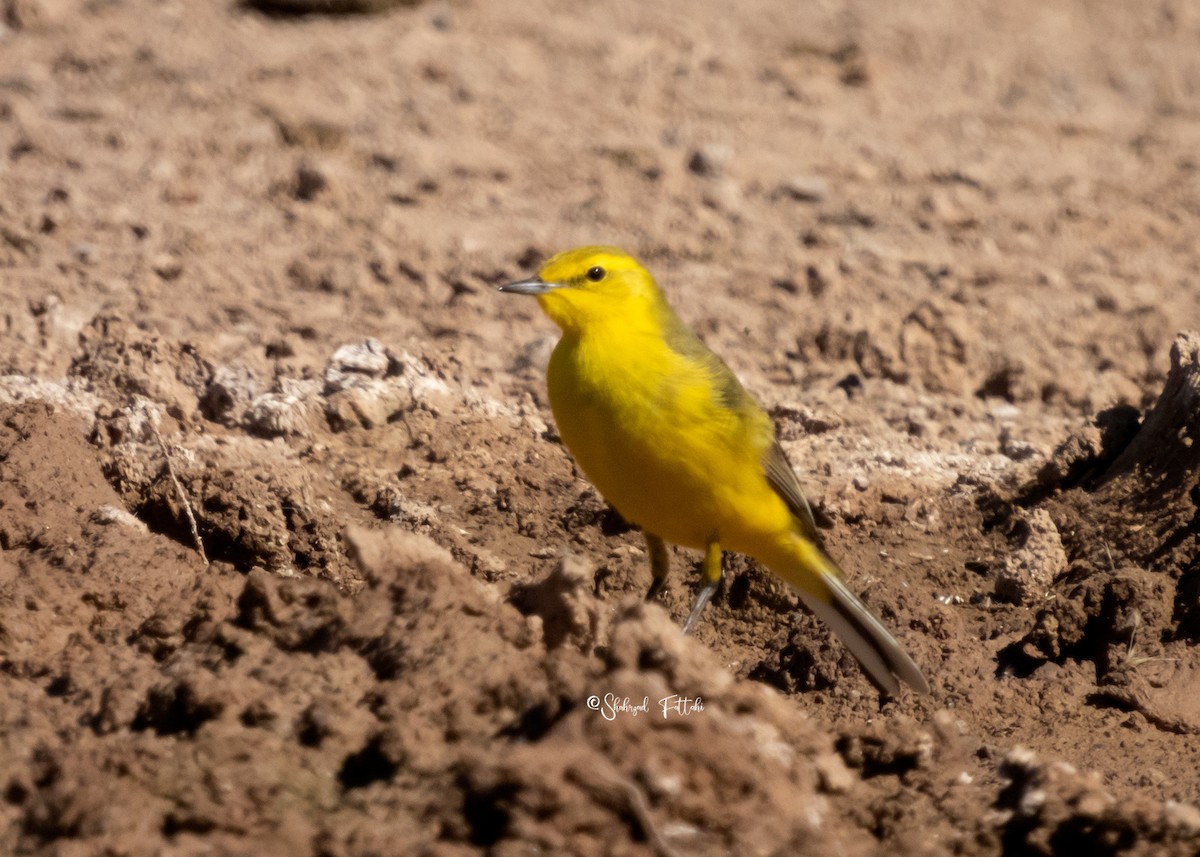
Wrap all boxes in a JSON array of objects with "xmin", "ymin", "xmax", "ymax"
[{"xmin": 3, "ymin": 0, "xmax": 1200, "ymax": 855}]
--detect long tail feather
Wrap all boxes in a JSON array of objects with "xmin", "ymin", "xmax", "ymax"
[{"xmin": 777, "ymin": 539, "xmax": 930, "ymax": 695}]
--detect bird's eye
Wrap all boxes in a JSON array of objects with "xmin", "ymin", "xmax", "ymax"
[{"xmin": 585, "ymin": 266, "xmax": 606, "ymax": 282}]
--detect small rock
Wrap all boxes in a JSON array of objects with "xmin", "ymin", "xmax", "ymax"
[
  {"xmin": 701, "ymin": 177, "xmax": 742, "ymax": 212},
  {"xmin": 805, "ymin": 263, "xmax": 834, "ymax": 297},
  {"xmin": 994, "ymin": 509, "xmax": 1066, "ymax": 605},
  {"xmin": 91, "ymin": 504, "xmax": 149, "ymax": 532},
  {"xmin": 201, "ymin": 363, "xmax": 259, "ymax": 425},
  {"xmin": 151, "ymin": 253, "xmax": 184, "ymax": 281},
  {"xmin": 687, "ymin": 143, "xmax": 732, "ymax": 178},
  {"xmin": 28, "ymin": 293, "xmax": 61, "ymax": 318},
  {"xmin": 265, "ymin": 338, "xmax": 295, "ymax": 359},
  {"xmin": 293, "ymin": 161, "xmax": 328, "ymax": 201},
  {"xmin": 244, "ymin": 380, "xmax": 319, "ymax": 437},
  {"xmin": 776, "ymin": 175, "xmax": 828, "ymax": 203},
  {"xmin": 324, "ymin": 339, "xmax": 394, "ymax": 393},
  {"xmin": 274, "ymin": 116, "xmax": 347, "ymax": 150}
]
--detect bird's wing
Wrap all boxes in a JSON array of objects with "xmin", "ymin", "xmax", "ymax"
[
  {"xmin": 660, "ymin": 316, "xmax": 754, "ymax": 410},
  {"xmin": 763, "ymin": 441, "xmax": 825, "ymax": 547},
  {"xmin": 659, "ymin": 313, "xmax": 827, "ymax": 547}
]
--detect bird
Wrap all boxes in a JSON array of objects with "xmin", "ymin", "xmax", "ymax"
[{"xmin": 499, "ymin": 246, "xmax": 929, "ymax": 695}]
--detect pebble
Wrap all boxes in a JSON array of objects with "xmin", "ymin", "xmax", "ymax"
[
  {"xmin": 687, "ymin": 143, "xmax": 732, "ymax": 177},
  {"xmin": 151, "ymin": 253, "xmax": 183, "ymax": 281},
  {"xmin": 776, "ymin": 175, "xmax": 828, "ymax": 202},
  {"xmin": 293, "ymin": 162, "xmax": 328, "ymax": 201}
]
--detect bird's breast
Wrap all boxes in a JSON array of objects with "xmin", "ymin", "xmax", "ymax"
[{"xmin": 546, "ymin": 331, "xmax": 783, "ymax": 549}]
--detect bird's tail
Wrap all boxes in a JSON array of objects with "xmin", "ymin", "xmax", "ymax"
[{"xmin": 772, "ymin": 536, "xmax": 930, "ymax": 695}]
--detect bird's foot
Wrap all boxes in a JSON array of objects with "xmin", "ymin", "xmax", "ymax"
[{"xmin": 682, "ymin": 580, "xmax": 718, "ymax": 635}]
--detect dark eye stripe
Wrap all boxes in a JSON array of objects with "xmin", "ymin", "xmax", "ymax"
[{"xmin": 586, "ymin": 266, "xmax": 606, "ymax": 282}]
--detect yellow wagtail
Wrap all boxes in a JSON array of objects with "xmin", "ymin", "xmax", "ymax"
[{"xmin": 500, "ymin": 246, "xmax": 929, "ymax": 695}]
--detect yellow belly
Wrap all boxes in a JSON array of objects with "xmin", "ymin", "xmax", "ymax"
[{"xmin": 547, "ymin": 331, "xmax": 792, "ymax": 552}]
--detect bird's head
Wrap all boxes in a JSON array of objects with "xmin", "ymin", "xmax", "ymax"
[{"xmin": 499, "ymin": 246, "xmax": 665, "ymax": 333}]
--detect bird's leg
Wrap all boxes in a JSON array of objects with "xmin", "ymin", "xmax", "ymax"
[
  {"xmin": 682, "ymin": 541, "xmax": 722, "ymax": 635},
  {"xmin": 644, "ymin": 533, "xmax": 670, "ymax": 601}
]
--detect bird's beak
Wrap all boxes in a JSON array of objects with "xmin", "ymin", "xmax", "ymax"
[{"xmin": 498, "ymin": 277, "xmax": 557, "ymax": 295}]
